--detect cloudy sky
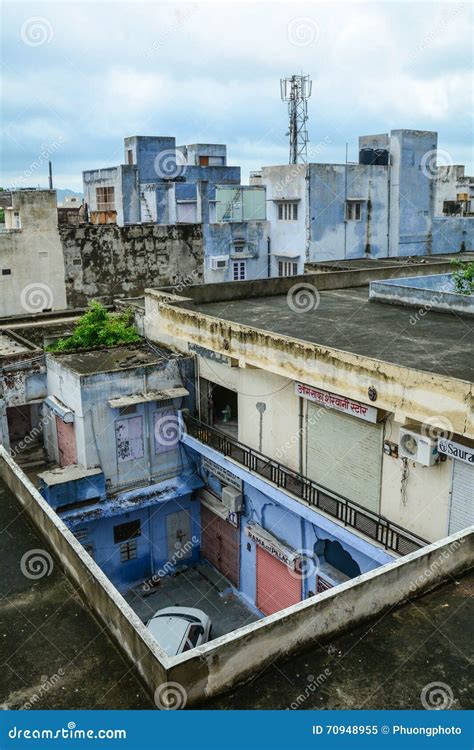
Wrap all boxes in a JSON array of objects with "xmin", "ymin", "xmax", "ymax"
[{"xmin": 1, "ymin": 0, "xmax": 472, "ymax": 191}]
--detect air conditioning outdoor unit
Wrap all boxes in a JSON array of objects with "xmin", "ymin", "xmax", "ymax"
[
  {"xmin": 221, "ymin": 485, "xmax": 243, "ymax": 513},
  {"xmin": 399, "ymin": 428, "xmax": 438, "ymax": 466},
  {"xmin": 211, "ymin": 255, "xmax": 228, "ymax": 270}
]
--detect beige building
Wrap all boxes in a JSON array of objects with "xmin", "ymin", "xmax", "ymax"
[
  {"xmin": 0, "ymin": 190, "xmax": 67, "ymax": 317},
  {"xmin": 143, "ymin": 257, "xmax": 473, "ymax": 545}
]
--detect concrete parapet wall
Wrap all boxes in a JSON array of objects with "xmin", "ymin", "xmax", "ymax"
[
  {"xmin": 1, "ymin": 445, "xmax": 471, "ymax": 707},
  {"xmin": 169, "ymin": 526, "xmax": 473, "ymax": 703},
  {"xmin": 0, "ymin": 447, "xmax": 169, "ymax": 700}
]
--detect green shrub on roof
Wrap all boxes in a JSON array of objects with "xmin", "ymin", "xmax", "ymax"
[
  {"xmin": 47, "ymin": 301, "xmax": 140, "ymax": 352},
  {"xmin": 451, "ymin": 260, "xmax": 474, "ymax": 296}
]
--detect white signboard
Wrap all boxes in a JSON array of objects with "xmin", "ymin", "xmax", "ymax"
[
  {"xmin": 295, "ymin": 382, "xmax": 377, "ymax": 424},
  {"xmin": 245, "ymin": 523, "xmax": 299, "ymax": 567},
  {"xmin": 438, "ymin": 438, "xmax": 474, "ymax": 465}
]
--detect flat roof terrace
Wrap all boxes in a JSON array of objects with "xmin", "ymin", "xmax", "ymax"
[
  {"xmin": 0, "ymin": 480, "xmax": 152, "ymax": 709},
  {"xmin": 191, "ymin": 287, "xmax": 474, "ymax": 382}
]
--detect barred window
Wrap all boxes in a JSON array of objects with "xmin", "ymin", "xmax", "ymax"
[{"xmin": 96, "ymin": 186, "xmax": 115, "ymax": 211}]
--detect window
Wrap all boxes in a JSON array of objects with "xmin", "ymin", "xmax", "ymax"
[
  {"xmin": 96, "ymin": 186, "xmax": 115, "ymax": 211},
  {"xmin": 114, "ymin": 519, "xmax": 141, "ymax": 544},
  {"xmin": 277, "ymin": 202, "xmax": 298, "ymax": 220},
  {"xmin": 182, "ymin": 624, "xmax": 203, "ymax": 651},
  {"xmin": 127, "ymin": 149, "xmax": 133, "ymax": 165},
  {"xmin": 119, "ymin": 405, "xmax": 137, "ymax": 416},
  {"xmin": 278, "ymin": 261, "xmax": 298, "ymax": 277},
  {"xmin": 73, "ymin": 258, "xmax": 82, "ymax": 266},
  {"xmin": 233, "ymin": 260, "xmax": 246, "ymax": 281},
  {"xmin": 120, "ymin": 539, "xmax": 138, "ymax": 562},
  {"xmin": 345, "ymin": 201, "xmax": 362, "ymax": 221},
  {"xmin": 2, "ymin": 269, "xmax": 11, "ymax": 276},
  {"xmin": 115, "ymin": 415, "xmax": 144, "ymax": 462},
  {"xmin": 233, "ymin": 239, "xmax": 246, "ymax": 253}
]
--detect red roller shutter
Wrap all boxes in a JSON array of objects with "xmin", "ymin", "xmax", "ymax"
[{"xmin": 256, "ymin": 546, "xmax": 301, "ymax": 616}]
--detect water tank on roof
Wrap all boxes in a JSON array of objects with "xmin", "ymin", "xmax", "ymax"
[
  {"xmin": 374, "ymin": 149, "xmax": 389, "ymax": 166},
  {"xmin": 359, "ymin": 148, "xmax": 377, "ymax": 165}
]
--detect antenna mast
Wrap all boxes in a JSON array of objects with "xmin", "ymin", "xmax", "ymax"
[{"xmin": 280, "ymin": 74, "xmax": 312, "ymax": 164}]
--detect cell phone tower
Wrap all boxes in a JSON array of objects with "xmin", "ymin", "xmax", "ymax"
[{"xmin": 280, "ymin": 74, "xmax": 312, "ymax": 164}]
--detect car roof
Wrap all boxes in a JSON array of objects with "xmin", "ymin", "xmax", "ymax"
[{"xmin": 146, "ymin": 614, "xmax": 189, "ymax": 656}]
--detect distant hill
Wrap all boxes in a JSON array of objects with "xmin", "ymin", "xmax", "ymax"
[{"xmin": 56, "ymin": 188, "xmax": 83, "ymax": 202}]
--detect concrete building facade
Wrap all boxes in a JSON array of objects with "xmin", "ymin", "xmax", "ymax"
[{"xmin": 0, "ymin": 190, "xmax": 67, "ymax": 317}]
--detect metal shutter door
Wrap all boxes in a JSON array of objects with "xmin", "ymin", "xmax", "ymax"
[
  {"xmin": 256, "ymin": 546, "xmax": 301, "ymax": 616},
  {"xmin": 448, "ymin": 461, "xmax": 474, "ymax": 534},
  {"xmin": 306, "ymin": 403, "xmax": 382, "ymax": 513},
  {"xmin": 201, "ymin": 505, "xmax": 240, "ymax": 587}
]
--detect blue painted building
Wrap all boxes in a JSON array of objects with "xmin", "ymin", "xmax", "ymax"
[{"xmin": 37, "ymin": 337, "xmax": 393, "ymax": 608}]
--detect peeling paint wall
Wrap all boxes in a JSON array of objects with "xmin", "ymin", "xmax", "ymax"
[{"xmin": 59, "ymin": 223, "xmax": 203, "ymax": 307}]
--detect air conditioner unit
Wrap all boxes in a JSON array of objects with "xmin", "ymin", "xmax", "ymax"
[
  {"xmin": 221, "ymin": 485, "xmax": 243, "ymax": 513},
  {"xmin": 399, "ymin": 428, "xmax": 438, "ymax": 466},
  {"xmin": 211, "ymin": 255, "xmax": 228, "ymax": 270}
]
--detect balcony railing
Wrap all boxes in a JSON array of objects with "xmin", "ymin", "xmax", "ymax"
[{"xmin": 183, "ymin": 414, "xmax": 429, "ymax": 556}]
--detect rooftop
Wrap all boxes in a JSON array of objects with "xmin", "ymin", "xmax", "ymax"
[
  {"xmin": 204, "ymin": 569, "xmax": 474, "ymax": 710},
  {"xmin": 191, "ymin": 286, "xmax": 474, "ymax": 382},
  {"xmin": 48, "ymin": 341, "xmax": 177, "ymax": 376},
  {"xmin": 0, "ymin": 480, "xmax": 152, "ymax": 709},
  {"xmin": 0, "ymin": 332, "xmax": 31, "ymax": 359}
]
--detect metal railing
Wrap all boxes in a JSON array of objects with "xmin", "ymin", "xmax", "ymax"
[{"xmin": 183, "ymin": 414, "xmax": 428, "ymax": 556}]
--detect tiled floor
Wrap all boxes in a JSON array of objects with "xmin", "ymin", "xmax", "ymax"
[{"xmin": 124, "ymin": 562, "xmax": 260, "ymax": 640}]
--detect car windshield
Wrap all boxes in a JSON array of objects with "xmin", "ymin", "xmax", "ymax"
[{"xmin": 154, "ymin": 613, "xmax": 201, "ymax": 624}]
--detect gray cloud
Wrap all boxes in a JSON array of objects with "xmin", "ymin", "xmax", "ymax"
[{"xmin": 1, "ymin": 1, "xmax": 472, "ymax": 191}]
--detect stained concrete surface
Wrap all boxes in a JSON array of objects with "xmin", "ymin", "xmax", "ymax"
[
  {"xmin": 0, "ymin": 481, "xmax": 153, "ymax": 709},
  {"xmin": 192, "ymin": 287, "xmax": 474, "ymax": 382},
  {"xmin": 125, "ymin": 562, "xmax": 259, "ymax": 640},
  {"xmin": 203, "ymin": 571, "xmax": 474, "ymax": 710}
]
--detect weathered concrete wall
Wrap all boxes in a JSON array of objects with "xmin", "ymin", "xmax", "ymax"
[
  {"xmin": 0, "ymin": 190, "xmax": 67, "ymax": 317},
  {"xmin": 432, "ymin": 217, "xmax": 473, "ymax": 254},
  {"xmin": 162, "ymin": 257, "xmax": 470, "ymax": 306},
  {"xmin": 1, "ymin": 445, "xmax": 471, "ymax": 707},
  {"xmin": 145, "ymin": 286, "xmax": 474, "ymax": 440},
  {"xmin": 60, "ymin": 223, "xmax": 203, "ymax": 307},
  {"xmin": 168, "ymin": 526, "xmax": 473, "ymax": 703},
  {"xmin": 0, "ymin": 448, "xmax": 169, "ymax": 698}
]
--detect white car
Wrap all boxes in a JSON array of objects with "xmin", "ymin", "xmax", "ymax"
[{"xmin": 146, "ymin": 606, "xmax": 212, "ymax": 656}]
